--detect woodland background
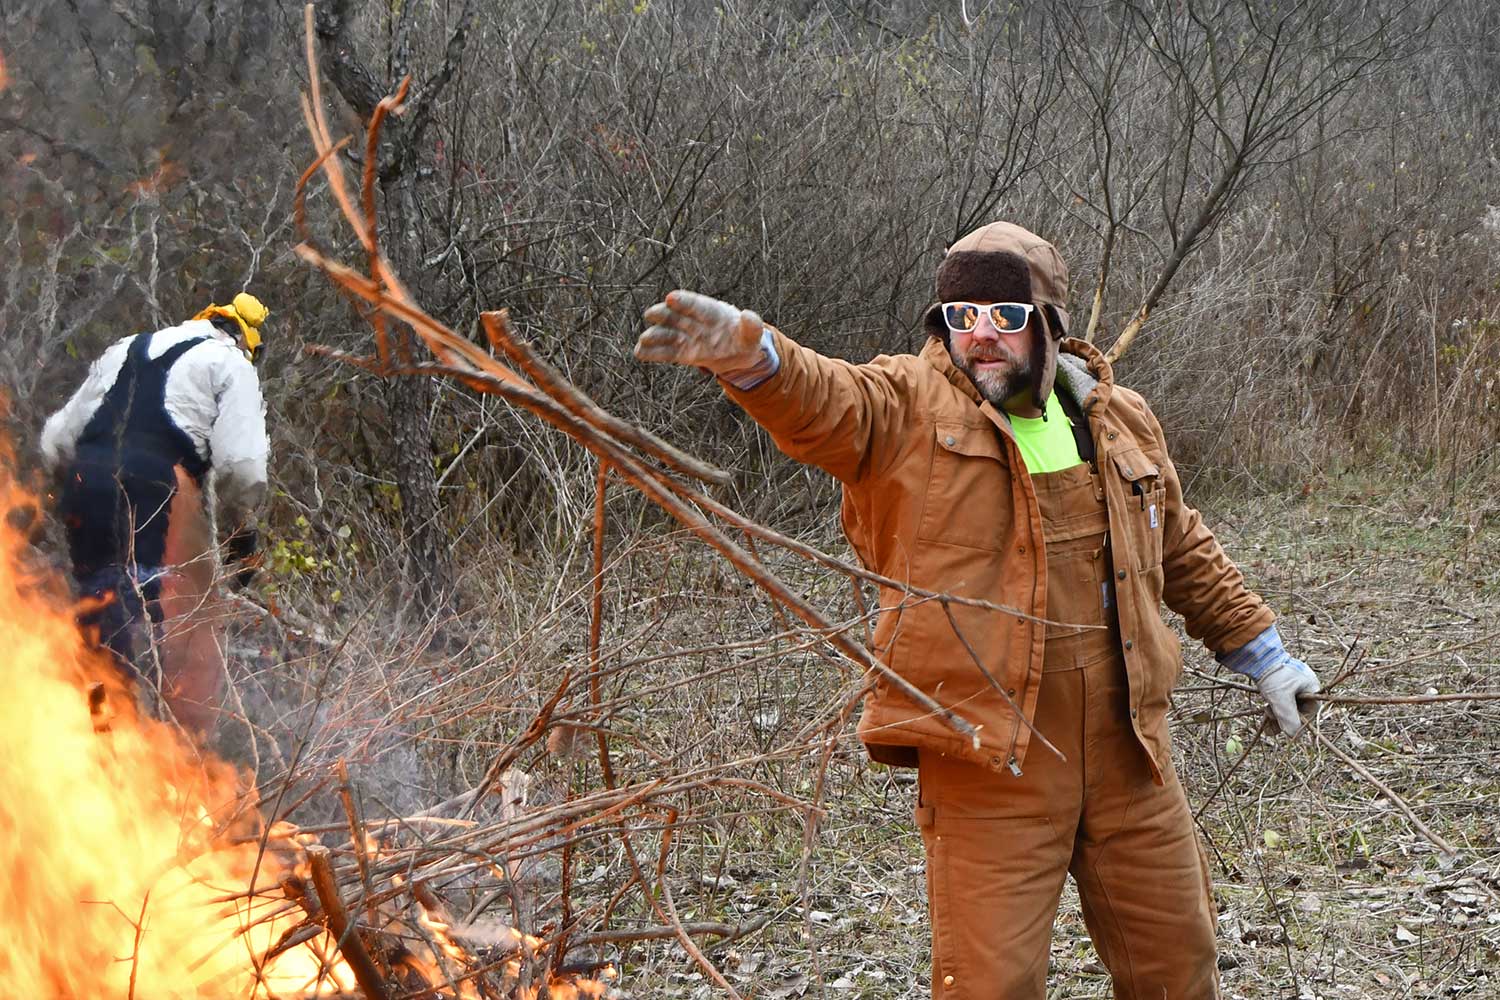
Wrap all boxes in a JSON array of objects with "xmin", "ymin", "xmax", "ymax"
[{"xmin": 3, "ymin": 1, "xmax": 1499, "ymax": 996}]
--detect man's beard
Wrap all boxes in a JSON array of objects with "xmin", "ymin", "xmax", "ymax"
[{"xmin": 951, "ymin": 340, "xmax": 1035, "ymax": 407}]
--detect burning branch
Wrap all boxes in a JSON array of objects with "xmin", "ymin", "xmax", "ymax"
[{"xmin": 307, "ymin": 845, "xmax": 391, "ymax": 1000}]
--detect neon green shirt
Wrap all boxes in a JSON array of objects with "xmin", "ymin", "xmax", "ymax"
[{"xmin": 1007, "ymin": 391, "xmax": 1084, "ymax": 474}]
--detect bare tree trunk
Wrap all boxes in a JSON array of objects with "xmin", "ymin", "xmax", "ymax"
[
  {"xmin": 386, "ymin": 362, "xmax": 452, "ymax": 619},
  {"xmin": 384, "ymin": 173, "xmax": 455, "ymax": 621},
  {"xmin": 315, "ymin": 0, "xmax": 472, "ymax": 623}
]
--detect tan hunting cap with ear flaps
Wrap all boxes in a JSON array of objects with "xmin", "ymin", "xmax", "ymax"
[
  {"xmin": 944, "ymin": 221, "xmax": 1070, "ymax": 339},
  {"xmin": 920, "ymin": 222, "xmax": 1073, "ymax": 411}
]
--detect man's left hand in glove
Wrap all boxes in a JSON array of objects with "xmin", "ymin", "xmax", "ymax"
[{"xmin": 1219, "ymin": 625, "xmax": 1321, "ymax": 736}]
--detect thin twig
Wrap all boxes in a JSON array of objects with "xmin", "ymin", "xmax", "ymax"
[
  {"xmin": 483, "ymin": 309, "xmax": 731, "ymax": 487},
  {"xmin": 1340, "ymin": 630, "xmax": 1500, "ymax": 684},
  {"xmin": 335, "ymin": 760, "xmax": 376, "ymax": 922},
  {"xmin": 1305, "ymin": 725, "xmax": 1458, "ymax": 859},
  {"xmin": 1308, "ymin": 691, "xmax": 1500, "ymax": 706},
  {"xmin": 570, "ymin": 915, "xmax": 769, "ymax": 948},
  {"xmin": 589, "ymin": 460, "xmax": 616, "ymax": 790},
  {"xmin": 942, "ymin": 599, "xmax": 1065, "ymax": 763},
  {"xmin": 656, "ymin": 810, "xmax": 743, "ymax": 1000},
  {"xmin": 1194, "ymin": 725, "xmax": 1266, "ymax": 820}
]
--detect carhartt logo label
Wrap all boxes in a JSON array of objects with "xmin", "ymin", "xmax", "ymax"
[{"xmin": 1149, "ymin": 503, "xmax": 1158, "ymax": 529}]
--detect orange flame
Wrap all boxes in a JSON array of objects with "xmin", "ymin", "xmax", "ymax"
[
  {"xmin": 0, "ymin": 465, "xmax": 350, "ymax": 995},
  {"xmin": 388, "ymin": 868, "xmax": 613, "ymax": 998},
  {"xmin": 0, "ymin": 446, "xmax": 617, "ymax": 995}
]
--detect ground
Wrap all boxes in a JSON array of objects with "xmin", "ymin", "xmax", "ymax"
[
  {"xmin": 578, "ymin": 464, "xmax": 1500, "ymax": 999},
  {"xmin": 222, "ymin": 463, "xmax": 1499, "ymax": 998}
]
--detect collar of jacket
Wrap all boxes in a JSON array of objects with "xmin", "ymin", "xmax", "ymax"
[
  {"xmin": 920, "ymin": 334, "xmax": 1117, "ymax": 416},
  {"xmin": 1054, "ymin": 337, "xmax": 1115, "ymax": 415},
  {"xmin": 187, "ymin": 317, "xmax": 242, "ymax": 350}
]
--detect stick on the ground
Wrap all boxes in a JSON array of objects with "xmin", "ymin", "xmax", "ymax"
[
  {"xmin": 1309, "ymin": 691, "xmax": 1500, "ymax": 706},
  {"xmin": 1306, "ymin": 726, "xmax": 1458, "ymax": 860},
  {"xmin": 570, "ymin": 914, "xmax": 769, "ymax": 948}
]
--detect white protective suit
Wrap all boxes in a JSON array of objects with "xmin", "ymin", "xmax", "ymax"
[{"xmin": 41, "ymin": 318, "xmax": 269, "ymax": 519}]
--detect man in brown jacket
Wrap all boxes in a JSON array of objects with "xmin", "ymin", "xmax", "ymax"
[{"xmin": 635, "ymin": 221, "xmax": 1320, "ymax": 999}]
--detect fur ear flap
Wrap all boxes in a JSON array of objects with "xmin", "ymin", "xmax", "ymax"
[
  {"xmin": 1030, "ymin": 330, "xmax": 1054, "ymax": 410},
  {"xmin": 922, "ymin": 302, "xmax": 948, "ymax": 343},
  {"xmin": 1040, "ymin": 303, "xmax": 1067, "ymax": 341}
]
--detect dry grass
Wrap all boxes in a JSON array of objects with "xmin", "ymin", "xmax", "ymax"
[{"xmin": 215, "ymin": 461, "xmax": 1498, "ymax": 998}]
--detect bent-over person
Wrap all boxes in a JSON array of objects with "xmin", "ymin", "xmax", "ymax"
[{"xmin": 41, "ymin": 292, "xmax": 271, "ymax": 738}]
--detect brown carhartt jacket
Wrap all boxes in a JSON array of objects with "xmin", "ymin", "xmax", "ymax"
[{"xmin": 724, "ymin": 332, "xmax": 1274, "ymax": 781}]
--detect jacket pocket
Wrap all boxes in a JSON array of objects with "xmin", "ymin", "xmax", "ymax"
[
  {"xmin": 1110, "ymin": 448, "xmax": 1164, "ymax": 571},
  {"xmin": 916, "ymin": 422, "xmax": 1011, "ymax": 551}
]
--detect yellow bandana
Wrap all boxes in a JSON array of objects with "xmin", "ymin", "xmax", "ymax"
[{"xmin": 193, "ymin": 292, "xmax": 269, "ymax": 357}]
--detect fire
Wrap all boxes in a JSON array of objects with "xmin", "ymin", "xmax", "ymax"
[
  {"xmin": 0, "ymin": 468, "xmax": 351, "ymax": 996},
  {"xmin": 0, "ymin": 444, "xmax": 618, "ymax": 995},
  {"xmin": 389, "ymin": 871, "xmax": 615, "ymax": 999}
]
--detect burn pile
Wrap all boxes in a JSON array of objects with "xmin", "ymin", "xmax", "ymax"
[
  {"xmin": 264, "ymin": 787, "xmax": 622, "ymax": 1000},
  {"xmin": 0, "ymin": 462, "xmax": 617, "ymax": 998},
  {"xmin": 0, "ymin": 467, "xmax": 349, "ymax": 994}
]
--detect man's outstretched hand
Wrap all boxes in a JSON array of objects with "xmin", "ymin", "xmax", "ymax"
[{"xmin": 636, "ymin": 290, "xmax": 767, "ymax": 375}]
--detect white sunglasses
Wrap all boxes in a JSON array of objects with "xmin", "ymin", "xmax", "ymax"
[{"xmin": 941, "ymin": 301, "xmax": 1034, "ymax": 334}]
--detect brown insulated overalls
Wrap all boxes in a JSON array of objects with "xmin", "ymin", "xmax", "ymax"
[{"xmin": 916, "ymin": 462, "xmax": 1220, "ymax": 999}]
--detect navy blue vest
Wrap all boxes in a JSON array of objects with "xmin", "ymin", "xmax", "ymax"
[{"xmin": 75, "ymin": 333, "xmax": 211, "ymax": 483}]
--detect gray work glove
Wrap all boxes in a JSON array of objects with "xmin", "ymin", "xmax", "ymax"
[
  {"xmin": 636, "ymin": 290, "xmax": 779, "ymax": 387},
  {"xmin": 1218, "ymin": 625, "xmax": 1321, "ymax": 736}
]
